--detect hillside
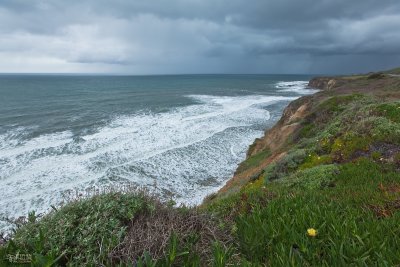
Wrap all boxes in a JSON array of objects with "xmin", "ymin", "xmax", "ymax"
[
  {"xmin": 385, "ymin": 66, "xmax": 400, "ymax": 75},
  {"xmin": 1, "ymin": 71, "xmax": 400, "ymax": 266}
]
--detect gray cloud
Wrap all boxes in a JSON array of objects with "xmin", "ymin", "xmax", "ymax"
[{"xmin": 0, "ymin": 0, "xmax": 399, "ymax": 74}]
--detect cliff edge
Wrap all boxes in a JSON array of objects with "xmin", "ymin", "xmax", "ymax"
[{"xmin": 2, "ymin": 70, "xmax": 400, "ymax": 266}]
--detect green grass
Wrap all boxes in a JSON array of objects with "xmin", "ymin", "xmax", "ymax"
[
  {"xmin": 2, "ymin": 76, "xmax": 400, "ymax": 266},
  {"xmin": 316, "ymin": 94, "xmax": 364, "ymax": 116},
  {"xmin": 209, "ymin": 158, "xmax": 400, "ymax": 266},
  {"xmin": 236, "ymin": 150, "xmax": 271, "ymax": 174},
  {"xmin": 207, "ymin": 93, "xmax": 400, "ymax": 266}
]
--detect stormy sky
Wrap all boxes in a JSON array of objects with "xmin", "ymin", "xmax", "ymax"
[{"xmin": 0, "ymin": 0, "xmax": 399, "ymax": 74}]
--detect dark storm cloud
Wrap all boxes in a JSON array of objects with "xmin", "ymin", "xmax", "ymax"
[{"xmin": 0, "ymin": 0, "xmax": 399, "ymax": 73}]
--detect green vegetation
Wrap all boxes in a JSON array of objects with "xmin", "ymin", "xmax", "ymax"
[
  {"xmin": 284, "ymin": 164, "xmax": 338, "ymax": 189},
  {"xmin": 385, "ymin": 67, "xmax": 400, "ymax": 74},
  {"xmin": 236, "ymin": 150, "xmax": 270, "ymax": 174},
  {"xmin": 367, "ymin": 72, "xmax": 385, "ymax": 79},
  {"xmin": 206, "ymin": 87, "xmax": 400, "ymax": 265},
  {"xmin": 0, "ymin": 192, "xmax": 233, "ymax": 266},
  {"xmin": 1, "ymin": 193, "xmax": 152, "ymax": 266},
  {"xmin": 376, "ymin": 102, "xmax": 400, "ymax": 123},
  {"xmin": 1, "ymin": 73, "xmax": 400, "ymax": 266},
  {"xmin": 263, "ymin": 149, "xmax": 307, "ymax": 181}
]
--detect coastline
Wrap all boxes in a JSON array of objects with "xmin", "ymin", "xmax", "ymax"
[
  {"xmin": 208, "ymin": 81, "xmax": 322, "ymax": 201},
  {"xmin": 206, "ymin": 71, "xmax": 400, "ymax": 202},
  {"xmin": 2, "ymin": 70, "xmax": 400, "ymax": 266}
]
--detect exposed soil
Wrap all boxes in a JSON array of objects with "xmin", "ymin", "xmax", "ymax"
[{"xmin": 217, "ymin": 74, "xmax": 400, "ymax": 198}]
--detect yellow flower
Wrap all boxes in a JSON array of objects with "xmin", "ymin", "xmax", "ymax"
[{"xmin": 307, "ymin": 228, "xmax": 317, "ymax": 237}]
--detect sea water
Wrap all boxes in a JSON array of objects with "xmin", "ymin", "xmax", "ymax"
[{"xmin": 0, "ymin": 74, "xmax": 317, "ymax": 231}]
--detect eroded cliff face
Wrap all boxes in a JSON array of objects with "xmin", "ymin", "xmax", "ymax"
[
  {"xmin": 217, "ymin": 95, "xmax": 315, "ymax": 196},
  {"xmin": 308, "ymin": 77, "xmax": 331, "ymax": 89},
  {"xmin": 248, "ymin": 97, "xmax": 311, "ymax": 157},
  {"xmin": 246, "ymin": 77, "xmax": 344, "ymax": 160},
  {"xmin": 308, "ymin": 77, "xmax": 343, "ymax": 90},
  {"xmin": 216, "ymin": 76, "xmax": 348, "ymax": 197},
  {"xmin": 213, "ymin": 74, "xmax": 400, "ymax": 199}
]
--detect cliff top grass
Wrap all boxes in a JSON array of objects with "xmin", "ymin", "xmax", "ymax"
[
  {"xmin": 205, "ymin": 92, "xmax": 400, "ymax": 266},
  {"xmin": 1, "ymin": 71, "xmax": 400, "ymax": 266}
]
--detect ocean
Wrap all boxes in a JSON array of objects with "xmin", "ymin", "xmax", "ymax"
[{"xmin": 0, "ymin": 74, "xmax": 317, "ymax": 231}]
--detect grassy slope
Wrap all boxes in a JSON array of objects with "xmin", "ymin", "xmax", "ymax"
[
  {"xmin": 384, "ymin": 67, "xmax": 400, "ymax": 75},
  {"xmin": 1, "ymin": 71, "xmax": 400, "ymax": 266},
  {"xmin": 206, "ymin": 91, "xmax": 400, "ymax": 265}
]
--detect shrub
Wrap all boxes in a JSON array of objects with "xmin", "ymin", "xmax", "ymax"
[
  {"xmin": 285, "ymin": 164, "xmax": 339, "ymax": 190},
  {"xmin": 263, "ymin": 149, "xmax": 307, "ymax": 182},
  {"xmin": 375, "ymin": 102, "xmax": 400, "ymax": 123},
  {"xmin": 1, "ymin": 193, "xmax": 152, "ymax": 266},
  {"xmin": 300, "ymin": 154, "xmax": 333, "ymax": 169},
  {"xmin": 368, "ymin": 117, "xmax": 400, "ymax": 144},
  {"xmin": 298, "ymin": 123, "xmax": 315, "ymax": 138},
  {"xmin": 367, "ymin": 72, "xmax": 385, "ymax": 79},
  {"xmin": 371, "ymin": 151, "xmax": 382, "ymax": 161},
  {"xmin": 394, "ymin": 152, "xmax": 400, "ymax": 165},
  {"xmin": 110, "ymin": 206, "xmax": 232, "ymax": 266},
  {"xmin": 331, "ymin": 134, "xmax": 371, "ymax": 161}
]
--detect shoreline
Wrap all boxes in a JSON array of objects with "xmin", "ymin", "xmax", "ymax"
[
  {"xmin": 208, "ymin": 80, "xmax": 323, "ymax": 201},
  {"xmin": 2, "ymin": 70, "xmax": 400, "ymax": 265},
  {"xmin": 206, "ymin": 71, "xmax": 400, "ymax": 202}
]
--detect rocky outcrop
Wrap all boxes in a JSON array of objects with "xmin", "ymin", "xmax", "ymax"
[
  {"xmin": 248, "ymin": 96, "xmax": 311, "ymax": 157},
  {"xmin": 308, "ymin": 77, "xmax": 332, "ymax": 89},
  {"xmin": 308, "ymin": 77, "xmax": 344, "ymax": 90}
]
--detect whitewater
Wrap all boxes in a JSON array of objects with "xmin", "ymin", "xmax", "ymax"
[{"xmin": 0, "ymin": 75, "xmax": 317, "ymax": 232}]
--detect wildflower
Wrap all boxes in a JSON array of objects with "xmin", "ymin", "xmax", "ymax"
[{"xmin": 307, "ymin": 228, "xmax": 317, "ymax": 237}]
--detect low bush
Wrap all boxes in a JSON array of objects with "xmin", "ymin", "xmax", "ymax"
[
  {"xmin": 367, "ymin": 73, "xmax": 385, "ymax": 79},
  {"xmin": 1, "ymin": 193, "xmax": 152, "ymax": 266},
  {"xmin": 300, "ymin": 154, "xmax": 333, "ymax": 169},
  {"xmin": 285, "ymin": 164, "xmax": 339, "ymax": 190},
  {"xmin": 0, "ymin": 193, "xmax": 234, "ymax": 266},
  {"xmin": 331, "ymin": 134, "xmax": 371, "ymax": 161},
  {"xmin": 263, "ymin": 149, "xmax": 307, "ymax": 182},
  {"xmin": 375, "ymin": 102, "xmax": 400, "ymax": 123},
  {"xmin": 110, "ymin": 206, "xmax": 232, "ymax": 266},
  {"xmin": 367, "ymin": 117, "xmax": 400, "ymax": 144}
]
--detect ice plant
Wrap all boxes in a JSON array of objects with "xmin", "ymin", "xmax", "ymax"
[{"xmin": 307, "ymin": 228, "xmax": 317, "ymax": 237}]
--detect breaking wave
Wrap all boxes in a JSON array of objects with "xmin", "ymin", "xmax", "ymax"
[
  {"xmin": 0, "ymin": 94, "xmax": 297, "ymax": 231},
  {"xmin": 275, "ymin": 81, "xmax": 319, "ymax": 94}
]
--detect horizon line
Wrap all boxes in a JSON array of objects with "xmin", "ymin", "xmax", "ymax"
[{"xmin": 0, "ymin": 72, "xmax": 334, "ymax": 76}]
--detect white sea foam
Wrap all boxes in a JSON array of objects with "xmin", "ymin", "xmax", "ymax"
[
  {"xmin": 276, "ymin": 81, "xmax": 319, "ymax": 94},
  {"xmin": 0, "ymin": 94, "xmax": 296, "ymax": 232}
]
